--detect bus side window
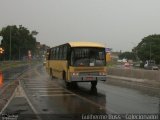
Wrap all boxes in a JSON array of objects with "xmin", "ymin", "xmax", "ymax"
[
  {"xmin": 53, "ymin": 48, "xmax": 56, "ymax": 59},
  {"xmin": 49, "ymin": 49, "xmax": 52, "ymax": 60},
  {"xmin": 71, "ymin": 51, "xmax": 74, "ymax": 65},
  {"xmin": 48, "ymin": 50, "xmax": 51, "ymax": 60},
  {"xmin": 61, "ymin": 46, "xmax": 64, "ymax": 60},
  {"xmin": 63, "ymin": 46, "xmax": 67, "ymax": 60},
  {"xmin": 59, "ymin": 47, "xmax": 62, "ymax": 60},
  {"xmin": 56, "ymin": 47, "xmax": 59, "ymax": 59}
]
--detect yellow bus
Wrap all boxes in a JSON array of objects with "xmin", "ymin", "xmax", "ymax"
[{"xmin": 46, "ymin": 42, "xmax": 107, "ymax": 88}]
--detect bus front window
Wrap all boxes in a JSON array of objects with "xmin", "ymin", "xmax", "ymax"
[{"xmin": 71, "ymin": 48, "xmax": 105, "ymax": 67}]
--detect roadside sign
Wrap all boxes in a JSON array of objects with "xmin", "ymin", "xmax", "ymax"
[{"xmin": 105, "ymin": 48, "xmax": 112, "ymax": 53}]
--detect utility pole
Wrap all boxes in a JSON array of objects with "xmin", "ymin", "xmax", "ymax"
[{"xmin": 9, "ymin": 26, "xmax": 12, "ymax": 61}]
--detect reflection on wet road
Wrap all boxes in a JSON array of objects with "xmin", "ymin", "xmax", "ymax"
[
  {"xmin": 20, "ymin": 64, "xmax": 160, "ymax": 115},
  {"xmin": 78, "ymin": 82, "xmax": 160, "ymax": 114},
  {"xmin": 21, "ymin": 78, "xmax": 107, "ymax": 114}
]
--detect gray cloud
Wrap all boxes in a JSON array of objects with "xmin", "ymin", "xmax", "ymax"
[{"xmin": 1, "ymin": 0, "xmax": 160, "ymax": 51}]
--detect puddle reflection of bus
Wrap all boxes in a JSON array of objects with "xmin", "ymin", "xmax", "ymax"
[{"xmin": 46, "ymin": 42, "xmax": 107, "ymax": 88}]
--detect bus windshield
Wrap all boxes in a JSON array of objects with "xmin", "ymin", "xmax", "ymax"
[{"xmin": 70, "ymin": 47, "xmax": 106, "ymax": 67}]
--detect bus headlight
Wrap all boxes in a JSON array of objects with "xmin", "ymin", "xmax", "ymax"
[
  {"xmin": 99, "ymin": 72, "xmax": 106, "ymax": 76},
  {"xmin": 72, "ymin": 72, "xmax": 79, "ymax": 76}
]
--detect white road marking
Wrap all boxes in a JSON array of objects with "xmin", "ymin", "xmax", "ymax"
[
  {"xmin": 29, "ymin": 88, "xmax": 63, "ymax": 90},
  {"xmin": 37, "ymin": 90, "xmax": 67, "ymax": 93},
  {"xmin": 19, "ymin": 80, "xmax": 42, "ymax": 120},
  {"xmin": 25, "ymin": 86, "xmax": 59, "ymax": 88},
  {"xmin": 24, "ymin": 82, "xmax": 57, "ymax": 85},
  {"xmin": 0, "ymin": 83, "xmax": 17, "ymax": 113},
  {"xmin": 39, "ymin": 94, "xmax": 75, "ymax": 97}
]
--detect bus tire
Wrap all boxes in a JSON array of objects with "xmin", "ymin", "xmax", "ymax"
[
  {"xmin": 63, "ymin": 72, "xmax": 71, "ymax": 88},
  {"xmin": 91, "ymin": 81, "xmax": 97, "ymax": 88},
  {"xmin": 50, "ymin": 68, "xmax": 53, "ymax": 79}
]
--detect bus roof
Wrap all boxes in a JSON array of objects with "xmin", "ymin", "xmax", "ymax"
[{"xmin": 68, "ymin": 42, "xmax": 105, "ymax": 48}]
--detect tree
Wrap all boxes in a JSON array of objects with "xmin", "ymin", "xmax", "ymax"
[
  {"xmin": 134, "ymin": 34, "xmax": 160, "ymax": 64},
  {"xmin": 31, "ymin": 30, "xmax": 38, "ymax": 36},
  {"xmin": 0, "ymin": 25, "xmax": 38, "ymax": 60},
  {"xmin": 118, "ymin": 52, "xmax": 136, "ymax": 61}
]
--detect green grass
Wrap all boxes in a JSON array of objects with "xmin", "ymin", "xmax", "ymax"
[
  {"xmin": 0, "ymin": 61, "xmax": 40, "ymax": 71},
  {"xmin": 106, "ymin": 61, "xmax": 117, "ymax": 68}
]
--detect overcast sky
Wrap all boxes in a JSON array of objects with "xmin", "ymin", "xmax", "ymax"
[{"xmin": 0, "ymin": 0, "xmax": 160, "ymax": 51}]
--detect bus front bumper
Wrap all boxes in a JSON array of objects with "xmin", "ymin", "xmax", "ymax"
[{"xmin": 70, "ymin": 76, "xmax": 107, "ymax": 82}]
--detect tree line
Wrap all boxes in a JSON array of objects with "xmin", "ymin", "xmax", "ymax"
[
  {"xmin": 0, "ymin": 25, "xmax": 38, "ymax": 60},
  {"xmin": 119, "ymin": 34, "xmax": 160, "ymax": 64}
]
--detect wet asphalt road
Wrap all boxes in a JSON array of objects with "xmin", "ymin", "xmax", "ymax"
[{"xmin": 2, "ymin": 63, "xmax": 160, "ymax": 119}]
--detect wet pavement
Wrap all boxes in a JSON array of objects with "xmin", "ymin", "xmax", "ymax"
[
  {"xmin": 2, "ymin": 97, "xmax": 38, "ymax": 120},
  {"xmin": 2, "ymin": 64, "xmax": 160, "ymax": 120}
]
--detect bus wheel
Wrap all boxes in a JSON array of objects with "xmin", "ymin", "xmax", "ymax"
[
  {"xmin": 71, "ymin": 82, "xmax": 78, "ymax": 89},
  {"xmin": 50, "ymin": 69, "xmax": 53, "ymax": 80},
  {"xmin": 65, "ymin": 81, "xmax": 71, "ymax": 88},
  {"xmin": 63, "ymin": 72, "xmax": 71, "ymax": 88},
  {"xmin": 91, "ymin": 81, "xmax": 97, "ymax": 88}
]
